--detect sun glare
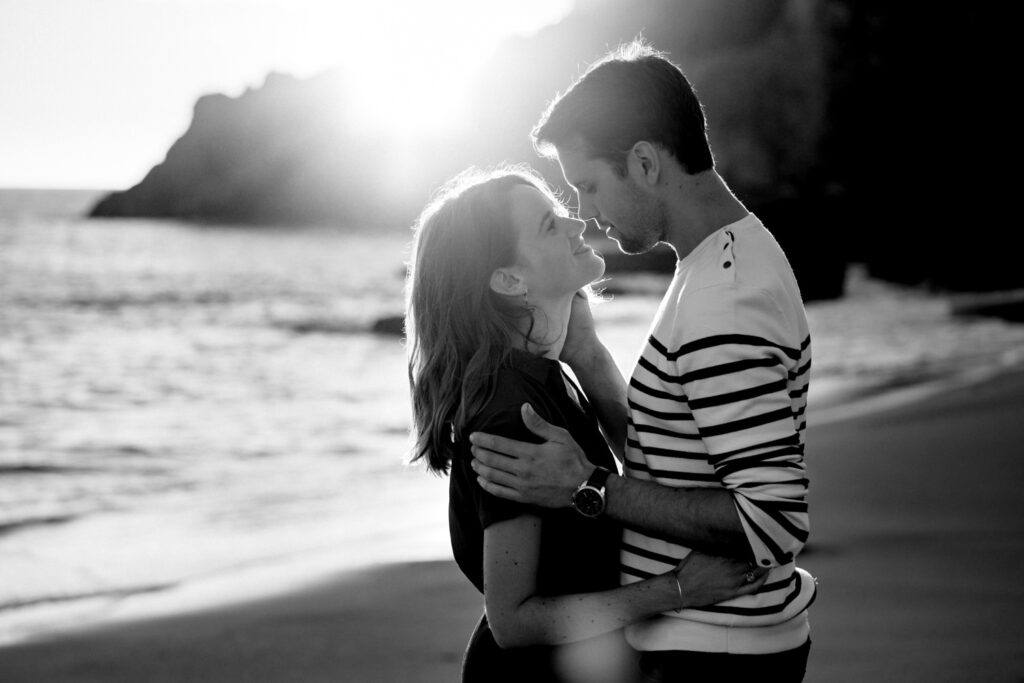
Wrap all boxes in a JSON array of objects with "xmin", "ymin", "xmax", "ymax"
[
  {"xmin": 0, "ymin": 0, "xmax": 571, "ymax": 188},
  {"xmin": 283, "ymin": 0, "xmax": 572, "ymax": 138}
]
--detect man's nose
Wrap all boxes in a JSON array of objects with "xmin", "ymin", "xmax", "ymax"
[{"xmin": 576, "ymin": 194, "xmax": 598, "ymax": 221}]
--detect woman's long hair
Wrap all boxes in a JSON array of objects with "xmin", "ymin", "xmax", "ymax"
[{"xmin": 405, "ymin": 166, "xmax": 559, "ymax": 474}]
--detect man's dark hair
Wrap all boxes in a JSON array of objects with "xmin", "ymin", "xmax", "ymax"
[{"xmin": 532, "ymin": 40, "xmax": 713, "ymax": 175}]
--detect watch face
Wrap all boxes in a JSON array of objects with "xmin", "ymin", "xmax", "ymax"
[{"xmin": 573, "ymin": 487, "xmax": 604, "ymax": 517}]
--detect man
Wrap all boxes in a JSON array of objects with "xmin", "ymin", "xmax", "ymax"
[{"xmin": 469, "ymin": 41, "xmax": 815, "ymax": 681}]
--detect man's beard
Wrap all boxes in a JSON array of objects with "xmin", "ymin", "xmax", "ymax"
[{"xmin": 615, "ymin": 182, "xmax": 666, "ymax": 254}]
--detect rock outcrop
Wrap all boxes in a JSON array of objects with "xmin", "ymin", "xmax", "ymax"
[{"xmin": 88, "ymin": 0, "xmax": 1013, "ymax": 297}]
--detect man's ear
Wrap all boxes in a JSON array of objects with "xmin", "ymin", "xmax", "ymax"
[
  {"xmin": 489, "ymin": 267, "xmax": 527, "ymax": 297},
  {"xmin": 628, "ymin": 141, "xmax": 661, "ymax": 186}
]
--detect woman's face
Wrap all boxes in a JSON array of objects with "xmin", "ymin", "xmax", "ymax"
[{"xmin": 505, "ymin": 184, "xmax": 605, "ymax": 301}]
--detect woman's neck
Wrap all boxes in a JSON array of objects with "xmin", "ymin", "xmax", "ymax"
[{"xmin": 518, "ymin": 293, "xmax": 572, "ymax": 360}]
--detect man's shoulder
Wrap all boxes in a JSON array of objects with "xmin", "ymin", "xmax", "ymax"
[{"xmin": 649, "ymin": 280, "xmax": 808, "ymax": 364}]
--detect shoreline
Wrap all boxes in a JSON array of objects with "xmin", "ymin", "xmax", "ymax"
[
  {"xmin": 3, "ymin": 364, "xmax": 1024, "ymax": 681},
  {"xmin": 0, "ymin": 358, "xmax": 997, "ymax": 644}
]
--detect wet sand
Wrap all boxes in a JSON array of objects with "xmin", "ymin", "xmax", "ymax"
[{"xmin": 1, "ymin": 368, "xmax": 1023, "ymax": 682}]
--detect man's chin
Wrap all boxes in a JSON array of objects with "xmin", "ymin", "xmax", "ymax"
[
  {"xmin": 613, "ymin": 237, "xmax": 656, "ymax": 256},
  {"xmin": 603, "ymin": 226, "xmax": 657, "ymax": 255}
]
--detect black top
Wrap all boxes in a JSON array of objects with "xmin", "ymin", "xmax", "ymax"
[{"xmin": 448, "ymin": 352, "xmax": 622, "ymax": 682}]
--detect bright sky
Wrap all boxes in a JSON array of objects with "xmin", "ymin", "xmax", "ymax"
[{"xmin": 0, "ymin": 0, "xmax": 572, "ymax": 189}]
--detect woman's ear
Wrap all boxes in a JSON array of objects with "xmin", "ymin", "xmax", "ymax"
[
  {"xmin": 489, "ymin": 267, "xmax": 527, "ymax": 297},
  {"xmin": 628, "ymin": 141, "xmax": 661, "ymax": 186}
]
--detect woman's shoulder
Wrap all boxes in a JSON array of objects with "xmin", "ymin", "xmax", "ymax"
[{"xmin": 471, "ymin": 353, "xmax": 560, "ymax": 436}]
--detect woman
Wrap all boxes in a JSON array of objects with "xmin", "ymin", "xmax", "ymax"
[{"xmin": 405, "ymin": 166, "xmax": 763, "ymax": 682}]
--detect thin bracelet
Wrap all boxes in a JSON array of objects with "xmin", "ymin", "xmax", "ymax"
[{"xmin": 672, "ymin": 574, "xmax": 684, "ymax": 613}]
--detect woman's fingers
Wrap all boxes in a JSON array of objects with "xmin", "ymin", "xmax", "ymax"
[
  {"xmin": 735, "ymin": 566, "xmax": 770, "ymax": 595},
  {"xmin": 673, "ymin": 553, "xmax": 773, "ymax": 607}
]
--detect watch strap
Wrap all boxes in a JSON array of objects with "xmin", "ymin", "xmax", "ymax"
[{"xmin": 586, "ymin": 466, "xmax": 610, "ymax": 491}]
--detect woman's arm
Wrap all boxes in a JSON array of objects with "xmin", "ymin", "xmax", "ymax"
[{"xmin": 483, "ymin": 514, "xmax": 764, "ymax": 648}]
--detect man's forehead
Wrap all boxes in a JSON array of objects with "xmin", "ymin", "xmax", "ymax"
[{"xmin": 555, "ymin": 144, "xmax": 597, "ymax": 185}]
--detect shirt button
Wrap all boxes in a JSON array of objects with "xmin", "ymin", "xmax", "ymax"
[
  {"xmin": 723, "ymin": 261, "xmax": 732, "ymax": 269},
  {"xmin": 761, "ymin": 559, "xmax": 772, "ymax": 566}
]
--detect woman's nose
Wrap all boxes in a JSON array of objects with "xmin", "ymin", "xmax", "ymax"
[{"xmin": 563, "ymin": 216, "xmax": 586, "ymax": 238}]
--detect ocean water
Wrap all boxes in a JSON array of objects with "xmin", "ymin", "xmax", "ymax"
[{"xmin": 2, "ymin": 189, "xmax": 1023, "ymax": 643}]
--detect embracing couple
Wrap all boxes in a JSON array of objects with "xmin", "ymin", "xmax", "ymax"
[{"xmin": 405, "ymin": 41, "xmax": 815, "ymax": 683}]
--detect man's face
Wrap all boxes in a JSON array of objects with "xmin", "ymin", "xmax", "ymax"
[{"xmin": 555, "ymin": 143, "xmax": 666, "ymax": 255}]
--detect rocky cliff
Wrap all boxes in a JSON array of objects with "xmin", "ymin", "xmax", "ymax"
[{"xmin": 89, "ymin": 0, "xmax": 1014, "ymax": 297}]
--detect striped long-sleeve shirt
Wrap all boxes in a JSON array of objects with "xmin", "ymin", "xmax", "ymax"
[{"xmin": 621, "ymin": 214, "xmax": 816, "ymax": 655}]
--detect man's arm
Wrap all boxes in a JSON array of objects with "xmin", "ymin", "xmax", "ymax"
[
  {"xmin": 472, "ymin": 304, "xmax": 811, "ymax": 567},
  {"xmin": 470, "ymin": 405, "xmax": 753, "ymax": 559},
  {"xmin": 472, "ymin": 291, "xmax": 809, "ymax": 566}
]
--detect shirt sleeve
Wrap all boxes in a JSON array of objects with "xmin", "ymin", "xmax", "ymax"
[
  {"xmin": 470, "ymin": 372, "xmax": 562, "ymax": 531},
  {"xmin": 675, "ymin": 285, "xmax": 810, "ymax": 567}
]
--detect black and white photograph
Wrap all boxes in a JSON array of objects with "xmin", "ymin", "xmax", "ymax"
[{"xmin": 1, "ymin": 1, "xmax": 1020, "ymax": 681}]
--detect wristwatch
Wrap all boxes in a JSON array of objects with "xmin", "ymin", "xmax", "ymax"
[{"xmin": 570, "ymin": 466, "xmax": 610, "ymax": 518}]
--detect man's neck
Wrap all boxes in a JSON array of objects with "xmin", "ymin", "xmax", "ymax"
[{"xmin": 663, "ymin": 170, "xmax": 749, "ymax": 261}]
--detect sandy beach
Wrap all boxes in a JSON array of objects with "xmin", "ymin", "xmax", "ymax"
[{"xmin": 2, "ymin": 367, "xmax": 1023, "ymax": 682}]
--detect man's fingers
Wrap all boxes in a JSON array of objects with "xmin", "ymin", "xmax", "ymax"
[
  {"xmin": 471, "ymin": 458, "xmax": 521, "ymax": 490},
  {"xmin": 477, "ymin": 476, "xmax": 524, "ymax": 502},
  {"xmin": 470, "ymin": 445, "xmax": 522, "ymax": 475},
  {"xmin": 520, "ymin": 403, "xmax": 566, "ymax": 441},
  {"xmin": 469, "ymin": 431, "xmax": 533, "ymax": 458}
]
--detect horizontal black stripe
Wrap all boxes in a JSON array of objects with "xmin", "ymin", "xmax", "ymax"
[
  {"xmin": 789, "ymin": 385, "xmax": 809, "ymax": 400},
  {"xmin": 755, "ymin": 576, "xmax": 799, "ymax": 594},
  {"xmin": 713, "ymin": 447, "xmax": 804, "ymax": 477},
  {"xmin": 689, "ymin": 378, "xmax": 789, "ymax": 410},
  {"xmin": 723, "ymin": 459, "xmax": 805, "ymax": 480},
  {"xmin": 733, "ymin": 476, "xmax": 808, "ymax": 490},
  {"xmin": 629, "ymin": 419, "xmax": 703, "ymax": 440},
  {"xmin": 680, "ymin": 356, "xmax": 783, "ymax": 385},
  {"xmin": 693, "ymin": 573, "xmax": 797, "ymax": 615},
  {"xmin": 736, "ymin": 504, "xmax": 793, "ymax": 565},
  {"xmin": 753, "ymin": 501, "xmax": 810, "ymax": 543},
  {"xmin": 694, "ymin": 572, "xmax": 805, "ymax": 617},
  {"xmin": 623, "ymin": 459, "xmax": 718, "ymax": 482},
  {"xmin": 652, "ymin": 334, "xmax": 801, "ymax": 362},
  {"xmin": 647, "ymin": 335, "xmax": 672, "ymax": 357},
  {"xmin": 630, "ymin": 376, "xmax": 683, "ymax": 401},
  {"xmin": 790, "ymin": 358, "xmax": 811, "ymax": 380},
  {"xmin": 621, "ymin": 541, "xmax": 678, "ymax": 566},
  {"xmin": 800, "ymin": 335, "xmax": 811, "ymax": 351},
  {"xmin": 628, "ymin": 398, "xmax": 694, "ymax": 422},
  {"xmin": 627, "ymin": 438, "xmax": 708, "ymax": 460},
  {"xmin": 754, "ymin": 498, "xmax": 809, "ymax": 514},
  {"xmin": 620, "ymin": 563, "xmax": 656, "ymax": 581},
  {"xmin": 637, "ymin": 355, "xmax": 679, "ymax": 384},
  {"xmin": 747, "ymin": 494, "xmax": 810, "ymax": 531},
  {"xmin": 696, "ymin": 407, "xmax": 794, "ymax": 438},
  {"xmin": 712, "ymin": 434, "xmax": 801, "ymax": 460},
  {"xmin": 620, "ymin": 568, "xmax": 810, "ymax": 618}
]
